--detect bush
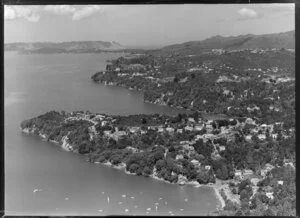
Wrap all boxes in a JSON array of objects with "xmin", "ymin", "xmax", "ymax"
[
  {"xmin": 143, "ymin": 166, "xmax": 152, "ymax": 177},
  {"xmin": 128, "ymin": 163, "xmax": 140, "ymax": 173}
]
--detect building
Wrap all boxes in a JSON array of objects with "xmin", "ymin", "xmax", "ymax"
[
  {"xmin": 278, "ymin": 180, "xmax": 284, "ymax": 185},
  {"xmin": 184, "ymin": 126, "xmax": 193, "ymax": 131},
  {"xmin": 258, "ymin": 134, "xmax": 266, "ymax": 140},
  {"xmin": 243, "ymin": 169, "xmax": 254, "ymax": 176},
  {"xmin": 177, "ymin": 129, "xmax": 183, "ymax": 133},
  {"xmin": 191, "ymin": 159, "xmax": 201, "ymax": 168},
  {"xmin": 188, "ymin": 117, "xmax": 195, "ymax": 123},
  {"xmin": 175, "ymin": 154, "xmax": 184, "ymax": 160},
  {"xmin": 219, "ymin": 146, "xmax": 226, "ymax": 151},
  {"xmin": 245, "ymin": 135, "xmax": 252, "ymax": 141},
  {"xmin": 195, "ymin": 125, "xmax": 204, "ymax": 131},
  {"xmin": 129, "ymin": 127, "xmax": 140, "ymax": 133},
  {"xmin": 205, "ymin": 165, "xmax": 211, "ymax": 170},
  {"xmin": 166, "ymin": 127, "xmax": 175, "ymax": 133},
  {"xmin": 158, "ymin": 127, "xmax": 164, "ymax": 133}
]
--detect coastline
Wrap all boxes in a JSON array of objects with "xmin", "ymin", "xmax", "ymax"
[{"xmin": 21, "ymin": 126, "xmax": 227, "ymax": 211}]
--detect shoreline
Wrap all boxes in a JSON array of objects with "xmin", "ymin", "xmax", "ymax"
[
  {"xmin": 21, "ymin": 127, "xmax": 227, "ymax": 211},
  {"xmin": 93, "ymin": 159, "xmax": 227, "ymax": 210}
]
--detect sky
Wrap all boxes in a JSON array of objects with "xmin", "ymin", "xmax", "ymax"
[{"xmin": 4, "ymin": 4, "xmax": 295, "ymax": 47}]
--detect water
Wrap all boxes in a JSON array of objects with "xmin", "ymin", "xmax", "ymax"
[{"xmin": 4, "ymin": 51, "xmax": 219, "ymax": 216}]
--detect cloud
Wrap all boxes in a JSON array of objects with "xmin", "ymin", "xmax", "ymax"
[
  {"xmin": 238, "ymin": 7, "xmax": 258, "ymax": 19},
  {"xmin": 259, "ymin": 3, "xmax": 294, "ymax": 12},
  {"xmin": 5, "ymin": 6, "xmax": 41, "ymax": 22},
  {"xmin": 72, "ymin": 5, "xmax": 103, "ymax": 21},
  {"xmin": 44, "ymin": 5, "xmax": 76, "ymax": 15},
  {"xmin": 5, "ymin": 5, "xmax": 104, "ymax": 22}
]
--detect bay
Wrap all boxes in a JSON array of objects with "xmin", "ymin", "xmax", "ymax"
[{"xmin": 4, "ymin": 51, "xmax": 219, "ymax": 216}]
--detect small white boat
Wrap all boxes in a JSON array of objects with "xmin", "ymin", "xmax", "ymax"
[{"xmin": 33, "ymin": 189, "xmax": 42, "ymax": 193}]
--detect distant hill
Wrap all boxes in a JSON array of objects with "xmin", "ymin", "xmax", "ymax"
[
  {"xmin": 161, "ymin": 30, "xmax": 295, "ymax": 54},
  {"xmin": 4, "ymin": 41, "xmax": 126, "ymax": 53}
]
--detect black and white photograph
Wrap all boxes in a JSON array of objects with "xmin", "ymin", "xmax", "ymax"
[{"xmin": 4, "ymin": 3, "xmax": 295, "ymax": 216}]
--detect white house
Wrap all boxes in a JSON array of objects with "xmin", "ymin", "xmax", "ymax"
[
  {"xmin": 175, "ymin": 154, "xmax": 184, "ymax": 160},
  {"xmin": 184, "ymin": 126, "xmax": 193, "ymax": 131},
  {"xmin": 245, "ymin": 135, "xmax": 252, "ymax": 141},
  {"xmin": 188, "ymin": 118, "xmax": 195, "ymax": 123},
  {"xmin": 158, "ymin": 127, "xmax": 164, "ymax": 133},
  {"xmin": 278, "ymin": 180, "xmax": 284, "ymax": 185},
  {"xmin": 243, "ymin": 169, "xmax": 253, "ymax": 176},
  {"xmin": 166, "ymin": 127, "xmax": 175, "ymax": 133},
  {"xmin": 205, "ymin": 165, "xmax": 211, "ymax": 170},
  {"xmin": 219, "ymin": 146, "xmax": 226, "ymax": 151},
  {"xmin": 195, "ymin": 125, "xmax": 204, "ymax": 131},
  {"xmin": 177, "ymin": 129, "xmax": 183, "ymax": 133},
  {"xmin": 266, "ymin": 192, "xmax": 274, "ymax": 200},
  {"xmin": 258, "ymin": 134, "xmax": 266, "ymax": 140}
]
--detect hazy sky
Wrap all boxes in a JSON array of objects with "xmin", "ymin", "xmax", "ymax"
[{"xmin": 4, "ymin": 4, "xmax": 294, "ymax": 46}]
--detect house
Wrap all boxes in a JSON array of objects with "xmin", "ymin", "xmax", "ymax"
[
  {"xmin": 243, "ymin": 169, "xmax": 253, "ymax": 176},
  {"xmin": 129, "ymin": 127, "xmax": 140, "ymax": 134},
  {"xmin": 166, "ymin": 127, "xmax": 175, "ymax": 133},
  {"xmin": 195, "ymin": 125, "xmax": 204, "ymax": 131},
  {"xmin": 266, "ymin": 192, "xmax": 274, "ymax": 200},
  {"xmin": 175, "ymin": 154, "xmax": 184, "ymax": 160},
  {"xmin": 245, "ymin": 135, "xmax": 252, "ymax": 141},
  {"xmin": 258, "ymin": 134, "xmax": 266, "ymax": 140},
  {"xmin": 219, "ymin": 146, "xmax": 226, "ymax": 151},
  {"xmin": 184, "ymin": 126, "xmax": 193, "ymax": 131},
  {"xmin": 158, "ymin": 127, "xmax": 164, "ymax": 133},
  {"xmin": 191, "ymin": 159, "xmax": 201, "ymax": 167},
  {"xmin": 177, "ymin": 129, "xmax": 183, "ymax": 133},
  {"xmin": 278, "ymin": 180, "xmax": 284, "ymax": 185},
  {"xmin": 188, "ymin": 117, "xmax": 195, "ymax": 123},
  {"xmin": 205, "ymin": 165, "xmax": 211, "ymax": 170}
]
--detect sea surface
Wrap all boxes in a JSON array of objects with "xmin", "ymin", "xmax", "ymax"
[{"xmin": 4, "ymin": 51, "xmax": 219, "ymax": 216}]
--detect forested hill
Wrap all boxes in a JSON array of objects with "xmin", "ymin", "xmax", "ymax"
[
  {"xmin": 4, "ymin": 41, "xmax": 126, "ymax": 54},
  {"xmin": 160, "ymin": 30, "xmax": 294, "ymax": 54}
]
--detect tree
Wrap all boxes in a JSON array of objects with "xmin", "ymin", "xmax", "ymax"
[
  {"xmin": 129, "ymin": 163, "xmax": 140, "ymax": 173},
  {"xmin": 196, "ymin": 171, "xmax": 209, "ymax": 184}
]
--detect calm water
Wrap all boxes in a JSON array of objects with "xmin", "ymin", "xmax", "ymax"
[{"xmin": 4, "ymin": 52, "xmax": 219, "ymax": 216}]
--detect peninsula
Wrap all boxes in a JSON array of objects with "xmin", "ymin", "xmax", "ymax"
[{"xmin": 20, "ymin": 30, "xmax": 295, "ymax": 216}]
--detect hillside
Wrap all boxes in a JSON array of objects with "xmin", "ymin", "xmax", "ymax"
[
  {"xmin": 161, "ymin": 30, "xmax": 295, "ymax": 54},
  {"xmin": 4, "ymin": 40, "xmax": 126, "ymax": 53}
]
